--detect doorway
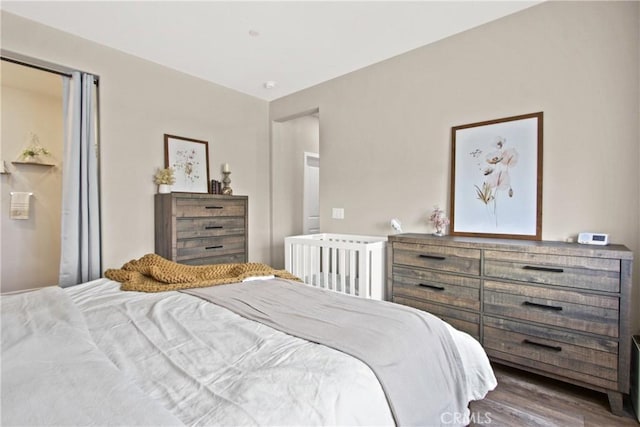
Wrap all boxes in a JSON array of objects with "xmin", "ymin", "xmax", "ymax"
[
  {"xmin": 0, "ymin": 60, "xmax": 64, "ymax": 292},
  {"xmin": 271, "ymin": 110, "xmax": 320, "ymax": 268},
  {"xmin": 1, "ymin": 53, "xmax": 101, "ymax": 292},
  {"xmin": 303, "ymin": 151, "xmax": 320, "ymax": 234}
]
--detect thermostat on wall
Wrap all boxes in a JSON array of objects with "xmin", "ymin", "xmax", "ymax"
[{"xmin": 577, "ymin": 232, "xmax": 609, "ymax": 245}]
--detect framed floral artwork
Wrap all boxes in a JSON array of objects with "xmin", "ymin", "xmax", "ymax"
[
  {"xmin": 164, "ymin": 134, "xmax": 210, "ymax": 193},
  {"xmin": 449, "ymin": 112, "xmax": 543, "ymax": 240}
]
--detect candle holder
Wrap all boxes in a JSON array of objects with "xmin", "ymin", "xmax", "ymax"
[{"xmin": 222, "ymin": 171, "xmax": 233, "ymax": 195}]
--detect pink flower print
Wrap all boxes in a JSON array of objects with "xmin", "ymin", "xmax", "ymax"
[
  {"xmin": 486, "ymin": 169, "xmax": 510, "ymax": 191},
  {"xmin": 501, "ymin": 148, "xmax": 518, "ymax": 167},
  {"xmin": 485, "ymin": 150, "xmax": 503, "ymax": 165},
  {"xmin": 469, "ymin": 136, "xmax": 519, "ymax": 226}
]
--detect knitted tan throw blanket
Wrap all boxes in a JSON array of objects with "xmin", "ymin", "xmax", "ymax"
[{"xmin": 104, "ymin": 253, "xmax": 300, "ymax": 292}]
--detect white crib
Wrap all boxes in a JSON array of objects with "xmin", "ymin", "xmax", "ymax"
[{"xmin": 284, "ymin": 233, "xmax": 387, "ymax": 300}]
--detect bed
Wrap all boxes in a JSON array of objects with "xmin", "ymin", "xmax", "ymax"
[{"xmin": 1, "ymin": 268, "xmax": 497, "ymax": 426}]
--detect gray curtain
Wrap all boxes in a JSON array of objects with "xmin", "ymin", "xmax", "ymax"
[{"xmin": 59, "ymin": 71, "xmax": 101, "ymax": 287}]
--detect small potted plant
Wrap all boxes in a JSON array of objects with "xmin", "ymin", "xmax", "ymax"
[
  {"xmin": 21, "ymin": 146, "xmax": 50, "ymax": 162},
  {"xmin": 154, "ymin": 167, "xmax": 175, "ymax": 194},
  {"xmin": 429, "ymin": 206, "xmax": 450, "ymax": 236},
  {"xmin": 21, "ymin": 133, "xmax": 50, "ymax": 162}
]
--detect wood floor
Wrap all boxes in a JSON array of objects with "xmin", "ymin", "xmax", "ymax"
[{"xmin": 469, "ymin": 364, "xmax": 639, "ymax": 427}]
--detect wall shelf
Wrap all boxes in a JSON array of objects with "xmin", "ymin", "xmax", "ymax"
[
  {"xmin": 11, "ymin": 161, "xmax": 55, "ymax": 167},
  {"xmin": 1, "ymin": 160, "xmax": 56, "ymax": 174}
]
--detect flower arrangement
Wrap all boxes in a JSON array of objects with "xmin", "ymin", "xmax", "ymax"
[
  {"xmin": 153, "ymin": 167, "xmax": 175, "ymax": 185},
  {"xmin": 429, "ymin": 206, "xmax": 449, "ymax": 236}
]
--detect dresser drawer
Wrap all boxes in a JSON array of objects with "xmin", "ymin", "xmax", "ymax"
[
  {"xmin": 393, "ymin": 296, "xmax": 480, "ymax": 340},
  {"xmin": 175, "ymin": 198, "xmax": 246, "ymax": 218},
  {"xmin": 181, "ymin": 253, "xmax": 247, "ymax": 266},
  {"xmin": 393, "ymin": 265, "xmax": 480, "ymax": 310},
  {"xmin": 484, "ymin": 250, "xmax": 620, "ymax": 293},
  {"xmin": 484, "ymin": 316, "xmax": 618, "ymax": 389},
  {"xmin": 176, "ymin": 217, "xmax": 245, "ymax": 239},
  {"xmin": 176, "ymin": 235, "xmax": 246, "ymax": 262},
  {"xmin": 484, "ymin": 280, "xmax": 619, "ymax": 337},
  {"xmin": 393, "ymin": 242, "xmax": 480, "ymax": 275}
]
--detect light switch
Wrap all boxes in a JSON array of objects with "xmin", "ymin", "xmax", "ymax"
[{"xmin": 332, "ymin": 208, "xmax": 344, "ymax": 219}]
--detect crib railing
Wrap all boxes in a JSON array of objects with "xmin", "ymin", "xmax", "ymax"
[{"xmin": 284, "ymin": 233, "xmax": 387, "ymax": 300}]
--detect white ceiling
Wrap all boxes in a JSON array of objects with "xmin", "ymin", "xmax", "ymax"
[{"xmin": 1, "ymin": 1, "xmax": 541, "ymax": 101}]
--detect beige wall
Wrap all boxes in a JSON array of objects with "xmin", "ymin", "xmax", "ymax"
[
  {"xmin": 0, "ymin": 62, "xmax": 63, "ymax": 292},
  {"xmin": 270, "ymin": 1, "xmax": 640, "ymax": 332},
  {"xmin": 272, "ymin": 113, "xmax": 319, "ymax": 268},
  {"xmin": 1, "ymin": 11, "xmax": 271, "ymax": 272},
  {"xmin": 1, "ymin": 2, "xmax": 638, "ymax": 333}
]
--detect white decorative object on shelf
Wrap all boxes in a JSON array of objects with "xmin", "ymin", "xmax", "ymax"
[{"xmin": 390, "ymin": 218, "xmax": 403, "ymax": 233}]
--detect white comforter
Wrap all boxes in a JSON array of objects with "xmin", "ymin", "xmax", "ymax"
[
  {"xmin": 1, "ymin": 286, "xmax": 182, "ymax": 426},
  {"xmin": 2, "ymin": 279, "xmax": 496, "ymax": 426}
]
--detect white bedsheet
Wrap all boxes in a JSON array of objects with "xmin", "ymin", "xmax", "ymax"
[
  {"xmin": 65, "ymin": 279, "xmax": 496, "ymax": 426},
  {"xmin": 1, "ymin": 286, "xmax": 182, "ymax": 427}
]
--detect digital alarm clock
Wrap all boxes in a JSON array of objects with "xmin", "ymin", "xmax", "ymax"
[{"xmin": 577, "ymin": 232, "xmax": 609, "ymax": 245}]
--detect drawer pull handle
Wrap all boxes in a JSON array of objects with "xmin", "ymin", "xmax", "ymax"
[
  {"xmin": 205, "ymin": 245, "xmax": 223, "ymax": 250},
  {"xmin": 417, "ymin": 283, "xmax": 445, "ymax": 291},
  {"xmin": 523, "ymin": 265, "xmax": 564, "ymax": 273},
  {"xmin": 418, "ymin": 254, "xmax": 446, "ymax": 261},
  {"xmin": 522, "ymin": 301, "xmax": 563, "ymax": 311},
  {"xmin": 522, "ymin": 339, "xmax": 562, "ymax": 352},
  {"xmin": 205, "ymin": 206, "xmax": 224, "ymax": 210},
  {"xmin": 205, "ymin": 226, "xmax": 223, "ymax": 230}
]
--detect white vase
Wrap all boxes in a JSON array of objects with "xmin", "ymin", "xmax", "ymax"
[
  {"xmin": 158, "ymin": 184, "xmax": 171, "ymax": 194},
  {"xmin": 433, "ymin": 225, "xmax": 446, "ymax": 236}
]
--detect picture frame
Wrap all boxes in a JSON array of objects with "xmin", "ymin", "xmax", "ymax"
[
  {"xmin": 449, "ymin": 112, "xmax": 543, "ymax": 240},
  {"xmin": 164, "ymin": 134, "xmax": 210, "ymax": 193}
]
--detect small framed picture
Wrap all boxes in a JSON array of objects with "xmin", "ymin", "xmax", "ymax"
[
  {"xmin": 450, "ymin": 112, "xmax": 543, "ymax": 240},
  {"xmin": 164, "ymin": 134, "xmax": 210, "ymax": 193}
]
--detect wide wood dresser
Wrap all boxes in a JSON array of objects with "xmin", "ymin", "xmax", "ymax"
[
  {"xmin": 387, "ymin": 233, "xmax": 633, "ymax": 415},
  {"xmin": 155, "ymin": 193, "xmax": 248, "ymax": 265}
]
